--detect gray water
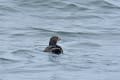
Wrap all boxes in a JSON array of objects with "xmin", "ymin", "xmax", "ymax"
[{"xmin": 0, "ymin": 0, "xmax": 120, "ymax": 80}]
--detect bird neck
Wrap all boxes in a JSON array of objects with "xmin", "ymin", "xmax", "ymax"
[{"xmin": 49, "ymin": 41, "xmax": 57, "ymax": 46}]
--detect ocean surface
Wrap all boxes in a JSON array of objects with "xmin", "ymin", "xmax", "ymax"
[{"xmin": 0, "ymin": 0, "xmax": 120, "ymax": 80}]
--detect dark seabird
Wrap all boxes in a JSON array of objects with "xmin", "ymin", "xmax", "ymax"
[{"xmin": 44, "ymin": 36, "xmax": 63, "ymax": 55}]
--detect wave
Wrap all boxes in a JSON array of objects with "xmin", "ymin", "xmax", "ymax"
[
  {"xmin": 58, "ymin": 3, "xmax": 91, "ymax": 12},
  {"xmin": 15, "ymin": 0, "xmax": 91, "ymax": 12},
  {"xmin": 0, "ymin": 57, "xmax": 18, "ymax": 64},
  {"xmin": 30, "ymin": 27, "xmax": 120, "ymax": 36},
  {"xmin": 11, "ymin": 49, "xmax": 34, "ymax": 58},
  {"xmin": 13, "ymin": 0, "xmax": 120, "ymax": 12},
  {"xmin": 90, "ymin": 0, "xmax": 120, "ymax": 9},
  {"xmin": 104, "ymin": 0, "xmax": 120, "ymax": 8},
  {"xmin": 0, "ymin": 5, "xmax": 20, "ymax": 13},
  {"xmin": 30, "ymin": 15, "xmax": 101, "ymax": 20},
  {"xmin": 80, "ymin": 42, "xmax": 101, "ymax": 47},
  {"xmin": 30, "ymin": 27, "xmax": 100, "ymax": 35}
]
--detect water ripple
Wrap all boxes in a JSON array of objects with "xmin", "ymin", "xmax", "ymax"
[
  {"xmin": 90, "ymin": 0, "xmax": 120, "ymax": 9},
  {"xmin": 11, "ymin": 49, "xmax": 34, "ymax": 58},
  {"xmin": 58, "ymin": 3, "xmax": 90, "ymax": 11},
  {"xmin": 80, "ymin": 42, "xmax": 101, "ymax": 47},
  {"xmin": 30, "ymin": 27, "xmax": 100, "ymax": 35},
  {"xmin": 0, "ymin": 5, "xmax": 20, "ymax": 13},
  {"xmin": 0, "ymin": 57, "xmax": 18, "ymax": 64}
]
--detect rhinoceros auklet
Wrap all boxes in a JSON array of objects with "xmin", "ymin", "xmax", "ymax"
[{"xmin": 44, "ymin": 36, "xmax": 63, "ymax": 55}]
